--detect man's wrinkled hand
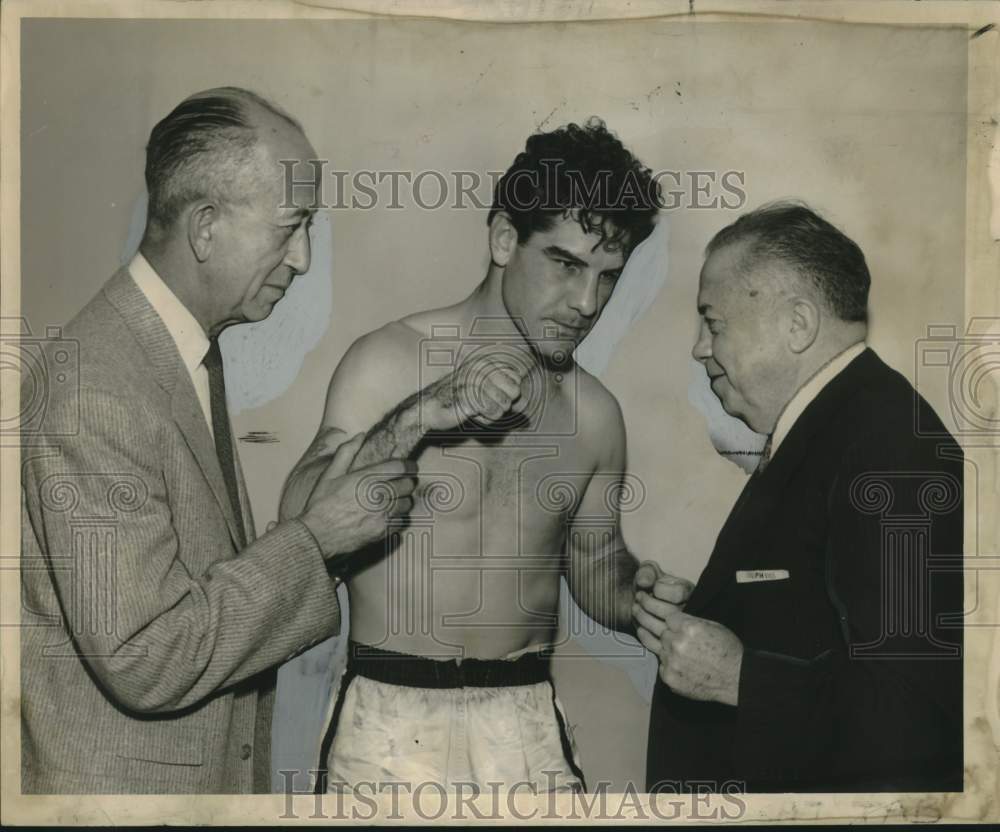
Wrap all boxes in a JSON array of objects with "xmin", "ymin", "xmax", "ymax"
[
  {"xmin": 301, "ymin": 433, "xmax": 418, "ymax": 558},
  {"xmin": 633, "ymin": 599, "xmax": 743, "ymax": 707}
]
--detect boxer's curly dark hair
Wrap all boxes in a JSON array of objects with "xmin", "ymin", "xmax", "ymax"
[{"xmin": 488, "ymin": 117, "xmax": 660, "ymax": 256}]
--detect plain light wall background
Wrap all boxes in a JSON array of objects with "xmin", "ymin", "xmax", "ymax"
[{"xmin": 21, "ymin": 18, "xmax": 966, "ymax": 790}]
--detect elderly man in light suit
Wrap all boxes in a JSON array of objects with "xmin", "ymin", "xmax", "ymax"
[{"xmin": 20, "ymin": 87, "xmax": 417, "ymax": 794}]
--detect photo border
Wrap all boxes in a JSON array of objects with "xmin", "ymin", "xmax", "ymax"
[{"xmin": 2, "ymin": 0, "xmax": 997, "ymax": 824}]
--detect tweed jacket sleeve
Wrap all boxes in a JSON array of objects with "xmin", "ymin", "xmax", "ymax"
[{"xmin": 22, "ymin": 384, "xmax": 342, "ymax": 715}]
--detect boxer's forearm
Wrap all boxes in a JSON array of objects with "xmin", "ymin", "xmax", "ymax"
[
  {"xmin": 568, "ymin": 542, "xmax": 639, "ymax": 635},
  {"xmin": 350, "ymin": 395, "xmax": 425, "ymax": 470},
  {"xmin": 281, "ymin": 397, "xmax": 427, "ymax": 523},
  {"xmin": 280, "ymin": 408, "xmax": 423, "ymax": 522}
]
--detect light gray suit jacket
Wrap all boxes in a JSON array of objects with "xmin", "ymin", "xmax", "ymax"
[{"xmin": 20, "ymin": 268, "xmax": 341, "ymax": 794}]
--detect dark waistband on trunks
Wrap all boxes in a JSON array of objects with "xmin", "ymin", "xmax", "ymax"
[{"xmin": 346, "ymin": 641, "xmax": 552, "ymax": 689}]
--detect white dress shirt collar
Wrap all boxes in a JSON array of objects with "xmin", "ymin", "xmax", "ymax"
[
  {"xmin": 770, "ymin": 341, "xmax": 867, "ymax": 455},
  {"xmin": 129, "ymin": 252, "xmax": 213, "ymax": 436},
  {"xmin": 128, "ymin": 251, "xmax": 211, "ymax": 374}
]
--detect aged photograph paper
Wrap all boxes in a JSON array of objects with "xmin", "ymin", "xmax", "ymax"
[{"xmin": 2, "ymin": 0, "xmax": 998, "ymax": 825}]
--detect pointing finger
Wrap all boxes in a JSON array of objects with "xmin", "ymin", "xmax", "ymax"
[
  {"xmin": 357, "ymin": 459, "xmax": 416, "ymax": 479},
  {"xmin": 322, "ymin": 432, "xmax": 365, "ymax": 480}
]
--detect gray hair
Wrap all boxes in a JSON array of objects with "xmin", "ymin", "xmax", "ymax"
[
  {"xmin": 144, "ymin": 86, "xmax": 302, "ymax": 231},
  {"xmin": 706, "ymin": 200, "xmax": 871, "ymax": 323}
]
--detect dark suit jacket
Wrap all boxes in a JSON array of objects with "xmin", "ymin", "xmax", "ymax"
[
  {"xmin": 646, "ymin": 348, "xmax": 963, "ymax": 792},
  {"xmin": 21, "ymin": 268, "xmax": 341, "ymax": 793}
]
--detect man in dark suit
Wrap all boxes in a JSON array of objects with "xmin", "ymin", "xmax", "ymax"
[
  {"xmin": 636, "ymin": 202, "xmax": 963, "ymax": 792},
  {"xmin": 20, "ymin": 87, "xmax": 418, "ymax": 793}
]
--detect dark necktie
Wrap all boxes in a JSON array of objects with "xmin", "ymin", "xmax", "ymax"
[
  {"xmin": 204, "ymin": 338, "xmax": 247, "ymax": 548},
  {"xmin": 206, "ymin": 338, "xmax": 272, "ymax": 793}
]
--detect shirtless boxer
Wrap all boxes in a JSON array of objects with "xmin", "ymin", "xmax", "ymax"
[{"xmin": 279, "ymin": 119, "xmax": 682, "ymax": 792}]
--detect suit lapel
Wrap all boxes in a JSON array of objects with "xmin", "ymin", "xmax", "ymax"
[
  {"xmin": 684, "ymin": 470, "xmax": 776, "ymax": 614},
  {"xmin": 685, "ymin": 349, "xmax": 879, "ymax": 615},
  {"xmin": 103, "ymin": 268, "xmax": 245, "ymax": 549},
  {"xmin": 170, "ymin": 371, "xmax": 246, "ymax": 548}
]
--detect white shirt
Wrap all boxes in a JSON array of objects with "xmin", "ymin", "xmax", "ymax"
[
  {"xmin": 770, "ymin": 341, "xmax": 866, "ymax": 455},
  {"xmin": 129, "ymin": 252, "xmax": 214, "ymax": 438}
]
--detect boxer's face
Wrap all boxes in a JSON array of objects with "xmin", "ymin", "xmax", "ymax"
[
  {"xmin": 493, "ymin": 211, "xmax": 626, "ymax": 361},
  {"xmin": 207, "ymin": 121, "xmax": 320, "ymax": 332}
]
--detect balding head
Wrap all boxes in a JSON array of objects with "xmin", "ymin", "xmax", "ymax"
[
  {"xmin": 137, "ymin": 87, "xmax": 320, "ymax": 337},
  {"xmin": 693, "ymin": 202, "xmax": 870, "ymax": 434},
  {"xmin": 143, "ymin": 86, "xmax": 309, "ymax": 235},
  {"xmin": 704, "ymin": 200, "xmax": 871, "ymax": 324}
]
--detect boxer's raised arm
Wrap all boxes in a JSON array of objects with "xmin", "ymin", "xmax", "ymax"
[
  {"xmin": 279, "ymin": 327, "xmax": 411, "ymax": 522},
  {"xmin": 280, "ymin": 322, "xmax": 532, "ymax": 522}
]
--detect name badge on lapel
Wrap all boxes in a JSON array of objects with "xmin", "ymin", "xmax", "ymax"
[{"xmin": 736, "ymin": 569, "xmax": 790, "ymax": 584}]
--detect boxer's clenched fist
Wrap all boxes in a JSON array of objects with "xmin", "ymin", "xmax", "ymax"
[
  {"xmin": 419, "ymin": 350, "xmax": 532, "ymax": 431},
  {"xmin": 633, "ymin": 561, "xmax": 694, "ymax": 606}
]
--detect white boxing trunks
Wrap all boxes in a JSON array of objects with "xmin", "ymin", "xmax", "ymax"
[{"xmin": 317, "ymin": 641, "xmax": 586, "ymax": 793}]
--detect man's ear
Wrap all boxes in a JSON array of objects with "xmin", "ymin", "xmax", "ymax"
[
  {"xmin": 788, "ymin": 296, "xmax": 820, "ymax": 354},
  {"xmin": 187, "ymin": 202, "xmax": 217, "ymax": 263},
  {"xmin": 488, "ymin": 212, "xmax": 519, "ymax": 267}
]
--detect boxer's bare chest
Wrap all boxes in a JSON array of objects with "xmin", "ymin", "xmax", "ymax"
[{"xmin": 410, "ymin": 381, "xmax": 596, "ymax": 540}]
